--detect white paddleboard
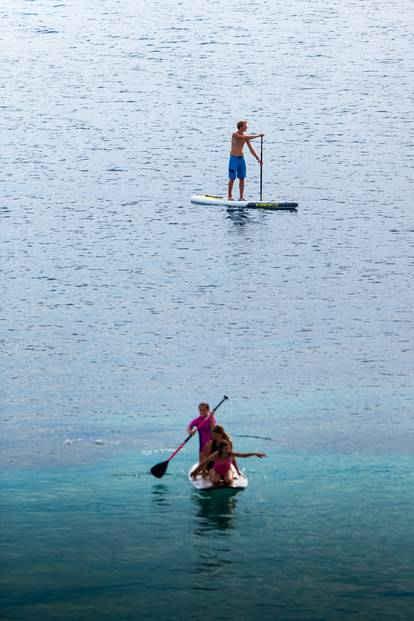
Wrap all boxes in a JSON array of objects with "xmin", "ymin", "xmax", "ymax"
[
  {"xmin": 188, "ymin": 462, "xmax": 248, "ymax": 491},
  {"xmin": 190, "ymin": 194, "xmax": 298, "ymax": 210}
]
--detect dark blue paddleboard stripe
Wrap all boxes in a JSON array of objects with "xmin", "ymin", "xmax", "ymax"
[{"xmin": 245, "ymin": 202, "xmax": 298, "ymax": 210}]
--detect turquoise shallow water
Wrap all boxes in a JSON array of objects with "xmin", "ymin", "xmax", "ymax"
[{"xmin": 1, "ymin": 448, "xmax": 414, "ymax": 621}]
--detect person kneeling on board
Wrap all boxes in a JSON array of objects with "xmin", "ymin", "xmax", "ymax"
[{"xmin": 191, "ymin": 440, "xmax": 267, "ymax": 487}]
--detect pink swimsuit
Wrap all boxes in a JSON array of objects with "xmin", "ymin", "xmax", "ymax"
[
  {"xmin": 213, "ymin": 455, "xmax": 232, "ymax": 476},
  {"xmin": 188, "ymin": 414, "xmax": 216, "ymax": 451}
]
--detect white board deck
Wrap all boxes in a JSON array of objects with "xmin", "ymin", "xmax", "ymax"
[
  {"xmin": 190, "ymin": 194, "xmax": 298, "ymax": 210},
  {"xmin": 188, "ymin": 462, "xmax": 248, "ymax": 491}
]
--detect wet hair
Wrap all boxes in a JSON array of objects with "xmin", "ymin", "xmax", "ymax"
[
  {"xmin": 237, "ymin": 120, "xmax": 246, "ymax": 130},
  {"xmin": 217, "ymin": 440, "xmax": 230, "ymax": 453},
  {"xmin": 212, "ymin": 425, "xmax": 225, "ymax": 435},
  {"xmin": 198, "ymin": 402, "xmax": 209, "ymax": 410},
  {"xmin": 212, "ymin": 425, "xmax": 232, "ymax": 445}
]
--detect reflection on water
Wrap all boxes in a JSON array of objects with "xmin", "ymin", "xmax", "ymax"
[
  {"xmin": 191, "ymin": 490, "xmax": 240, "ymax": 591},
  {"xmin": 225, "ymin": 207, "xmax": 251, "ymax": 226},
  {"xmin": 151, "ymin": 484, "xmax": 170, "ymax": 511},
  {"xmin": 192, "ymin": 489, "xmax": 241, "ymax": 534}
]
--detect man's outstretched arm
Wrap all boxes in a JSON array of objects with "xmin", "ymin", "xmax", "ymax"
[{"xmin": 235, "ymin": 132, "xmax": 264, "ymax": 142}]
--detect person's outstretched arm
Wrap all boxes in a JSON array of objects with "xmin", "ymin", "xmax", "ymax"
[
  {"xmin": 235, "ymin": 132, "xmax": 264, "ymax": 142},
  {"xmin": 232, "ymin": 452, "xmax": 267, "ymax": 458}
]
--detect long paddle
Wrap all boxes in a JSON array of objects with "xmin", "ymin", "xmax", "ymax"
[
  {"xmin": 150, "ymin": 395, "xmax": 228, "ymax": 478},
  {"xmin": 260, "ymin": 135, "xmax": 263, "ymax": 201}
]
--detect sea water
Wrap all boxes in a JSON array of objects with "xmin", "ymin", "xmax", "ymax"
[
  {"xmin": 1, "ymin": 451, "xmax": 413, "ymax": 620},
  {"xmin": 1, "ymin": 0, "xmax": 413, "ymax": 619}
]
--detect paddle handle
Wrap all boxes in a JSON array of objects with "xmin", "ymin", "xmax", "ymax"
[
  {"xmin": 166, "ymin": 395, "xmax": 228, "ymax": 463},
  {"xmin": 260, "ymin": 136, "xmax": 263, "ymax": 201}
]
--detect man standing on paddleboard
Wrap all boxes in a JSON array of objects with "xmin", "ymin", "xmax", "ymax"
[{"xmin": 228, "ymin": 120, "xmax": 263, "ymax": 201}]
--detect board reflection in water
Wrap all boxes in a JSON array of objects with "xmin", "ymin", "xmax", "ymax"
[{"xmin": 192, "ymin": 489, "xmax": 241, "ymax": 534}]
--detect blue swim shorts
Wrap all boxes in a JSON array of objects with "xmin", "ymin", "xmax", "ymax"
[{"xmin": 228, "ymin": 155, "xmax": 246, "ymax": 180}]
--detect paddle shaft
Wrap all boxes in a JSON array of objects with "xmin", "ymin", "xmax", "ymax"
[
  {"xmin": 260, "ymin": 136, "xmax": 263, "ymax": 201},
  {"xmin": 165, "ymin": 396, "xmax": 228, "ymax": 464}
]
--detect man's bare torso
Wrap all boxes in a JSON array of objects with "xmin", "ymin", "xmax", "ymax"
[{"xmin": 230, "ymin": 132, "xmax": 247, "ymax": 156}]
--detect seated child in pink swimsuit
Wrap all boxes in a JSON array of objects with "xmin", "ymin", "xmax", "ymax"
[
  {"xmin": 191, "ymin": 440, "xmax": 267, "ymax": 487},
  {"xmin": 203, "ymin": 425, "xmax": 241, "ymax": 478},
  {"xmin": 187, "ymin": 402, "xmax": 216, "ymax": 462}
]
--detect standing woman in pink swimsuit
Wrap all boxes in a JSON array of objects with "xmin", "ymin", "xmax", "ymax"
[
  {"xmin": 187, "ymin": 402, "xmax": 217, "ymax": 463},
  {"xmin": 192, "ymin": 441, "xmax": 267, "ymax": 487}
]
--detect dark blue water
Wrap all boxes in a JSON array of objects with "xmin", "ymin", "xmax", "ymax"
[{"xmin": 1, "ymin": 0, "xmax": 413, "ymax": 619}]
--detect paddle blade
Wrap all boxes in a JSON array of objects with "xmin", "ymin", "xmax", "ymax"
[{"xmin": 150, "ymin": 460, "xmax": 169, "ymax": 478}]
